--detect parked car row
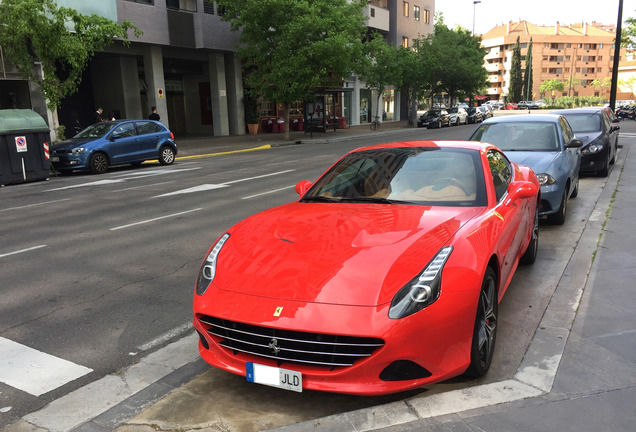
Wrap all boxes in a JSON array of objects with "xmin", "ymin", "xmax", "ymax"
[
  {"xmin": 418, "ymin": 105, "xmax": 494, "ymax": 128},
  {"xmin": 468, "ymin": 106, "xmax": 619, "ymax": 226}
]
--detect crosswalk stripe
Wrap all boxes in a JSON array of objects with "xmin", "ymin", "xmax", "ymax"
[{"xmin": 0, "ymin": 337, "xmax": 92, "ymax": 396}]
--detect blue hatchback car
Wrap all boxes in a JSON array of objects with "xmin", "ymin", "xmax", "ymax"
[
  {"xmin": 469, "ymin": 114, "xmax": 582, "ymax": 225},
  {"xmin": 51, "ymin": 120, "xmax": 177, "ymax": 174}
]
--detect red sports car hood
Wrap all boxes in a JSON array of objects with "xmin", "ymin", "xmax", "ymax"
[{"xmin": 213, "ymin": 203, "xmax": 482, "ymax": 307}]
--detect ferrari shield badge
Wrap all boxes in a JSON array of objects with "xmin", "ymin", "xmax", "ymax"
[{"xmin": 274, "ymin": 307, "xmax": 283, "ymax": 317}]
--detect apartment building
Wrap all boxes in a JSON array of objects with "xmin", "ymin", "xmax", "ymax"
[{"xmin": 481, "ymin": 20, "xmax": 625, "ymax": 102}]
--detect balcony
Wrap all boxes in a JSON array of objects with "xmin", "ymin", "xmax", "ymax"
[{"xmin": 364, "ymin": 4, "xmax": 389, "ymax": 32}]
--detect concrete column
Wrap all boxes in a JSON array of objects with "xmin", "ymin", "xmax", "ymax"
[
  {"xmin": 225, "ymin": 54, "xmax": 245, "ymax": 136},
  {"xmin": 120, "ymin": 57, "xmax": 142, "ymax": 119},
  {"xmin": 208, "ymin": 53, "xmax": 230, "ymax": 137},
  {"xmin": 143, "ymin": 46, "xmax": 168, "ymax": 128},
  {"xmin": 352, "ymin": 77, "xmax": 361, "ymax": 126}
]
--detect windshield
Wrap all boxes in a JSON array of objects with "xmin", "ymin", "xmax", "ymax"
[
  {"xmin": 75, "ymin": 122, "xmax": 116, "ymax": 139},
  {"xmin": 449, "ymin": 107, "xmax": 458, "ymax": 114},
  {"xmin": 470, "ymin": 122, "xmax": 560, "ymax": 151},
  {"xmin": 301, "ymin": 147, "xmax": 487, "ymax": 207},
  {"xmin": 560, "ymin": 113, "xmax": 601, "ymax": 133}
]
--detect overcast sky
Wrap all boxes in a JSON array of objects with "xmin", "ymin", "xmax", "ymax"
[{"xmin": 436, "ymin": 0, "xmax": 636, "ymax": 35}]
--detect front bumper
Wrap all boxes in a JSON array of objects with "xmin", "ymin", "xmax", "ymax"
[{"xmin": 193, "ymin": 285, "xmax": 478, "ymax": 395}]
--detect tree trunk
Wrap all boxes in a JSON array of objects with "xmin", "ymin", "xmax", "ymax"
[{"xmin": 283, "ymin": 101, "xmax": 290, "ymax": 140}]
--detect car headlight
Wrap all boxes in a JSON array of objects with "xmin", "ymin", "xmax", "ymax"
[
  {"xmin": 581, "ymin": 142, "xmax": 604, "ymax": 155},
  {"xmin": 71, "ymin": 147, "xmax": 85, "ymax": 155},
  {"xmin": 195, "ymin": 233, "xmax": 230, "ymax": 295},
  {"xmin": 536, "ymin": 173, "xmax": 556, "ymax": 186},
  {"xmin": 389, "ymin": 246, "xmax": 453, "ymax": 319}
]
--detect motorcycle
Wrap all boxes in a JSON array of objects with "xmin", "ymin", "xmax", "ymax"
[{"xmin": 616, "ymin": 106, "xmax": 635, "ymax": 120}]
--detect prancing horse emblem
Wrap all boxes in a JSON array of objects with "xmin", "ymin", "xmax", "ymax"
[
  {"xmin": 268, "ymin": 338, "xmax": 281, "ymax": 355},
  {"xmin": 274, "ymin": 306, "xmax": 283, "ymax": 317}
]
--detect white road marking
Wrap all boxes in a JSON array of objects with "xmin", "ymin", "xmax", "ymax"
[
  {"xmin": 110, "ymin": 208, "xmax": 203, "ymax": 231},
  {"xmin": 0, "ymin": 199, "xmax": 70, "ymax": 213},
  {"xmin": 242, "ymin": 185, "xmax": 295, "ymax": 199},
  {"xmin": 153, "ymin": 170, "xmax": 296, "ymax": 198},
  {"xmin": 224, "ymin": 169, "xmax": 295, "ymax": 185},
  {"xmin": 0, "ymin": 337, "xmax": 92, "ymax": 397},
  {"xmin": 0, "ymin": 245, "xmax": 47, "ymax": 258},
  {"xmin": 112, "ymin": 180, "xmax": 176, "ymax": 193},
  {"xmin": 151, "ymin": 184, "xmax": 229, "ymax": 198},
  {"xmin": 136, "ymin": 322, "xmax": 193, "ymax": 352}
]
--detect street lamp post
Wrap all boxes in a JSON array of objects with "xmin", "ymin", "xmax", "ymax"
[{"xmin": 473, "ymin": 1, "xmax": 481, "ymax": 35}]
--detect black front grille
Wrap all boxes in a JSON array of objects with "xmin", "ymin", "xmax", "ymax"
[{"xmin": 198, "ymin": 315, "xmax": 384, "ymax": 368}]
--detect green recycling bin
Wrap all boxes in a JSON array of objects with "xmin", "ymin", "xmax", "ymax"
[{"xmin": 0, "ymin": 109, "xmax": 51, "ymax": 186}]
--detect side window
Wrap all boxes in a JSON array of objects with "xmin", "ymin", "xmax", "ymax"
[
  {"xmin": 487, "ymin": 150, "xmax": 512, "ymax": 202},
  {"xmin": 136, "ymin": 121, "xmax": 160, "ymax": 135},
  {"xmin": 560, "ymin": 117, "xmax": 573, "ymax": 145},
  {"xmin": 601, "ymin": 112, "xmax": 611, "ymax": 132},
  {"xmin": 112, "ymin": 122, "xmax": 136, "ymax": 138}
]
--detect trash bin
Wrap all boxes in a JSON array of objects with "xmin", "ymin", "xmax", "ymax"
[{"xmin": 0, "ymin": 109, "xmax": 51, "ymax": 186}]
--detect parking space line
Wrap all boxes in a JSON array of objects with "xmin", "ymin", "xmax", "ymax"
[{"xmin": 110, "ymin": 208, "xmax": 202, "ymax": 231}]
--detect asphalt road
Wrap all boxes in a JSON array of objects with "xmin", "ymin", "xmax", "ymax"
[{"xmin": 0, "ymin": 121, "xmax": 621, "ymax": 428}]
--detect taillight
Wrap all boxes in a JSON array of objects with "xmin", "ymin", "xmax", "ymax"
[{"xmin": 170, "ymin": 132, "xmax": 174, "ymax": 140}]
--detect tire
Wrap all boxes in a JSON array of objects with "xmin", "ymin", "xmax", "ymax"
[
  {"xmin": 89, "ymin": 152, "xmax": 108, "ymax": 174},
  {"xmin": 570, "ymin": 176, "xmax": 579, "ymax": 198},
  {"xmin": 158, "ymin": 145, "xmax": 175, "ymax": 165},
  {"xmin": 437, "ymin": 120, "xmax": 442, "ymax": 128},
  {"xmin": 465, "ymin": 267, "xmax": 498, "ymax": 378},
  {"xmin": 520, "ymin": 207, "xmax": 539, "ymax": 265},
  {"xmin": 548, "ymin": 187, "xmax": 567, "ymax": 225},
  {"xmin": 597, "ymin": 153, "xmax": 610, "ymax": 177},
  {"xmin": 610, "ymin": 142, "xmax": 616, "ymax": 164}
]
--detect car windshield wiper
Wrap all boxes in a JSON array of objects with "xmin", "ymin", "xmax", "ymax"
[
  {"xmin": 339, "ymin": 196, "xmax": 399, "ymax": 204},
  {"xmin": 301, "ymin": 195, "xmax": 340, "ymax": 203}
]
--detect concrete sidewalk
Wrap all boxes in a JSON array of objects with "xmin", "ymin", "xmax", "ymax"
[{"xmin": 3, "ymin": 117, "xmax": 635, "ymax": 432}]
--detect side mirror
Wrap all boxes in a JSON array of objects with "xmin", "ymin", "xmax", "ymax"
[
  {"xmin": 610, "ymin": 124, "xmax": 620, "ymax": 132},
  {"xmin": 506, "ymin": 181, "xmax": 538, "ymax": 204},
  {"xmin": 295, "ymin": 180, "xmax": 313, "ymax": 196},
  {"xmin": 566, "ymin": 138, "xmax": 583, "ymax": 148}
]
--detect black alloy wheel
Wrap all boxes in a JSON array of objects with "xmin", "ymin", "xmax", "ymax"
[
  {"xmin": 465, "ymin": 267, "xmax": 498, "ymax": 378},
  {"xmin": 89, "ymin": 152, "xmax": 109, "ymax": 174}
]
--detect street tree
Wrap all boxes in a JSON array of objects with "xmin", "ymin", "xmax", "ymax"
[
  {"xmin": 509, "ymin": 36, "xmax": 523, "ymax": 102},
  {"xmin": 564, "ymin": 76, "xmax": 581, "ymax": 97},
  {"xmin": 619, "ymin": 76, "xmax": 636, "ymax": 96},
  {"xmin": 397, "ymin": 40, "xmax": 433, "ymax": 126},
  {"xmin": 214, "ymin": 0, "xmax": 367, "ymax": 139},
  {"xmin": 356, "ymin": 33, "xmax": 402, "ymax": 124},
  {"xmin": 590, "ymin": 77, "xmax": 612, "ymax": 97},
  {"xmin": 0, "ymin": 0, "xmax": 141, "ymax": 110},
  {"xmin": 539, "ymin": 79, "xmax": 564, "ymax": 98},
  {"xmin": 426, "ymin": 21, "xmax": 487, "ymax": 106},
  {"xmin": 523, "ymin": 38, "xmax": 533, "ymax": 100}
]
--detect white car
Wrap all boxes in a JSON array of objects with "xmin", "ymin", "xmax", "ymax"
[{"xmin": 448, "ymin": 106, "xmax": 468, "ymax": 126}]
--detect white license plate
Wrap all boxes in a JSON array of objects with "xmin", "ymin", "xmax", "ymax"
[
  {"xmin": 246, "ymin": 362, "xmax": 302, "ymax": 392},
  {"xmin": 50, "ymin": 156, "xmax": 59, "ymax": 162}
]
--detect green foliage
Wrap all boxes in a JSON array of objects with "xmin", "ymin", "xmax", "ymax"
[
  {"xmin": 590, "ymin": 77, "xmax": 612, "ymax": 94},
  {"xmin": 622, "ymin": 17, "xmax": 636, "ymax": 50},
  {"xmin": 425, "ymin": 22, "xmax": 488, "ymax": 104},
  {"xmin": 215, "ymin": 0, "xmax": 366, "ymax": 108},
  {"xmin": 619, "ymin": 76, "xmax": 636, "ymax": 93},
  {"xmin": 0, "ymin": 0, "xmax": 142, "ymax": 110},
  {"xmin": 356, "ymin": 33, "xmax": 402, "ymax": 118},
  {"xmin": 544, "ymin": 96, "xmax": 607, "ymax": 109},
  {"xmin": 540, "ymin": 79, "xmax": 565, "ymax": 95},
  {"xmin": 523, "ymin": 38, "xmax": 533, "ymax": 100},
  {"xmin": 509, "ymin": 36, "xmax": 523, "ymax": 102}
]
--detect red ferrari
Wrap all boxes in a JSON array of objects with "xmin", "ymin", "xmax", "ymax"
[{"xmin": 193, "ymin": 141, "xmax": 540, "ymax": 395}]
